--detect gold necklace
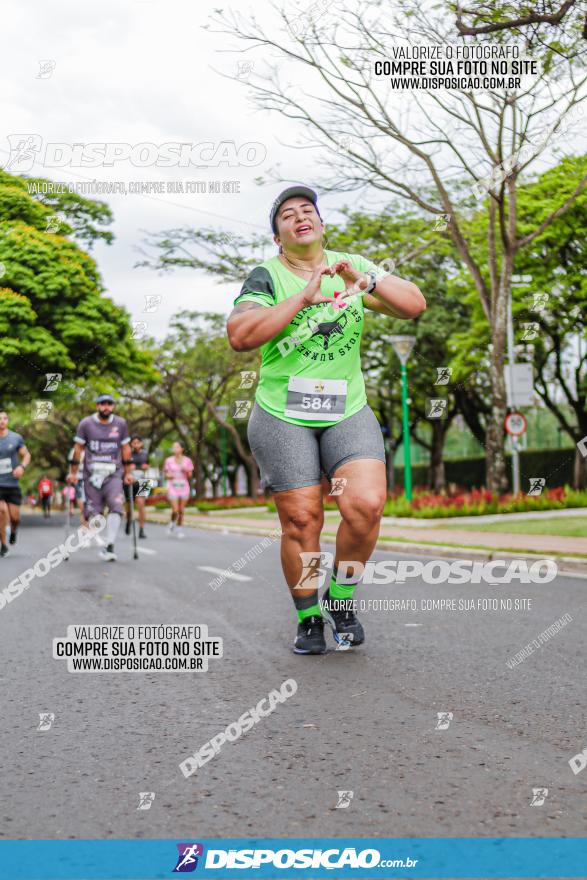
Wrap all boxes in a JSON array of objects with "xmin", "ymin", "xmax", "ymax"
[{"xmin": 281, "ymin": 252, "xmax": 326, "ymax": 274}]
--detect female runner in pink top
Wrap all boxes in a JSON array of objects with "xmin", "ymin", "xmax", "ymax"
[{"xmin": 163, "ymin": 441, "xmax": 194, "ymax": 537}]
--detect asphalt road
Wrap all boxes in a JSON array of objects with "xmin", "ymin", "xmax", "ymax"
[{"xmin": 1, "ymin": 513, "xmax": 586, "ymax": 842}]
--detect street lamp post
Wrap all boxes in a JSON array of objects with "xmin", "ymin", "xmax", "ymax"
[{"xmin": 389, "ymin": 336, "xmax": 417, "ymax": 502}]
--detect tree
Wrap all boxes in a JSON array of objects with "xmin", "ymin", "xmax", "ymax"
[
  {"xmin": 512, "ymin": 156, "xmax": 587, "ymax": 486},
  {"xmin": 453, "ymin": 0, "xmax": 587, "ymax": 48},
  {"xmin": 0, "ymin": 170, "xmax": 153, "ymax": 403},
  {"xmin": 127, "ymin": 312, "xmax": 262, "ymax": 497},
  {"xmin": 326, "ymin": 207, "xmax": 479, "ymax": 491},
  {"xmin": 206, "ymin": 0, "xmax": 587, "ymax": 491}
]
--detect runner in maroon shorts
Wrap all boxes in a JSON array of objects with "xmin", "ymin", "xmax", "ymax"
[{"xmin": 67, "ymin": 394, "xmax": 134, "ymax": 562}]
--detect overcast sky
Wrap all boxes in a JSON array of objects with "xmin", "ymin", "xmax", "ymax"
[
  {"xmin": 1, "ymin": 0, "xmax": 333, "ymax": 337},
  {"xmin": 1, "ymin": 0, "xmax": 584, "ymax": 339}
]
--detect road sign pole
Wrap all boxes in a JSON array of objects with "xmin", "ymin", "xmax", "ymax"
[
  {"xmin": 507, "ymin": 292, "xmax": 521, "ymax": 494},
  {"xmin": 401, "ymin": 363, "xmax": 412, "ymax": 502},
  {"xmin": 511, "ymin": 435, "xmax": 520, "ymax": 495}
]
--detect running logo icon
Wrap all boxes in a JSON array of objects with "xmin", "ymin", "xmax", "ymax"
[
  {"xmin": 336, "ymin": 790, "xmax": 354, "ymax": 808},
  {"xmin": 173, "ymin": 843, "xmax": 204, "ymax": 872},
  {"xmin": 239, "ymin": 370, "xmax": 256, "ymax": 388},
  {"xmin": 530, "ymin": 787, "xmax": 548, "ymax": 806},
  {"xmin": 434, "ymin": 367, "xmax": 452, "ymax": 385},
  {"xmin": 433, "ymin": 213, "xmax": 450, "ymax": 231},
  {"xmin": 297, "ymin": 551, "xmax": 332, "ymax": 590},
  {"xmin": 37, "ymin": 712, "xmax": 55, "ymax": 731},
  {"xmin": 435, "ymin": 712, "xmax": 453, "ymax": 730},
  {"xmin": 329, "ymin": 476, "xmax": 347, "ymax": 496},
  {"xmin": 33, "ymin": 400, "xmax": 53, "ymax": 420},
  {"xmin": 530, "ymin": 293, "xmax": 549, "ymax": 312},
  {"xmin": 527, "ymin": 477, "xmax": 546, "ymax": 496},
  {"xmin": 137, "ymin": 792, "xmax": 155, "ymax": 810},
  {"xmin": 44, "ymin": 373, "xmax": 62, "ymax": 391},
  {"xmin": 233, "ymin": 400, "xmax": 252, "ymax": 419},
  {"xmin": 36, "ymin": 60, "xmax": 56, "ymax": 79},
  {"xmin": 143, "ymin": 295, "xmax": 162, "ymax": 313},
  {"xmin": 427, "ymin": 398, "xmax": 448, "ymax": 419},
  {"xmin": 3, "ymin": 134, "xmax": 42, "ymax": 172}
]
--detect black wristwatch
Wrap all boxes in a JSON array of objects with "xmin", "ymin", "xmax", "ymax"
[{"xmin": 364, "ymin": 271, "xmax": 377, "ymax": 294}]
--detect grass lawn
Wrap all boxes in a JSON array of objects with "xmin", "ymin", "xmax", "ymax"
[{"xmin": 432, "ymin": 516, "xmax": 587, "ymax": 538}]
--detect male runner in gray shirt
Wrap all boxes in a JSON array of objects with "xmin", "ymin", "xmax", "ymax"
[
  {"xmin": 68, "ymin": 394, "xmax": 133, "ymax": 561},
  {"xmin": 0, "ymin": 411, "xmax": 31, "ymax": 557}
]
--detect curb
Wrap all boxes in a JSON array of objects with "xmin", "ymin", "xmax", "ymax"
[{"xmin": 145, "ymin": 513, "xmax": 587, "ymax": 576}]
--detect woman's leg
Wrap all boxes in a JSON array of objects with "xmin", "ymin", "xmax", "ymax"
[
  {"xmin": 318, "ymin": 405, "xmax": 387, "ymax": 645},
  {"xmin": 273, "ymin": 484, "xmax": 325, "ymax": 598},
  {"xmin": 331, "ymin": 458, "xmax": 387, "ymax": 577}
]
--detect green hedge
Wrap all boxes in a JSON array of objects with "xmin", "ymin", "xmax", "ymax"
[{"xmin": 394, "ymin": 448, "xmax": 577, "ymax": 491}]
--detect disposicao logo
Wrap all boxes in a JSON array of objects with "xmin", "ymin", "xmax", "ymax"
[{"xmin": 173, "ymin": 843, "xmax": 204, "ymax": 872}]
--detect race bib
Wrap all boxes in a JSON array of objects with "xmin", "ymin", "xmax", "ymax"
[
  {"xmin": 132, "ymin": 469, "xmax": 144, "ymax": 481},
  {"xmin": 284, "ymin": 377, "xmax": 347, "ymax": 421},
  {"xmin": 89, "ymin": 461, "xmax": 116, "ymax": 490},
  {"xmin": 0, "ymin": 457, "xmax": 13, "ymax": 475},
  {"xmin": 172, "ymin": 480, "xmax": 186, "ymax": 489}
]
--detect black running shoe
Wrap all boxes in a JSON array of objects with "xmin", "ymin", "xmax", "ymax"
[
  {"xmin": 139, "ymin": 528, "xmax": 146, "ymax": 539},
  {"xmin": 125, "ymin": 519, "xmax": 131, "ymax": 536},
  {"xmin": 9, "ymin": 530, "xmax": 17, "ymax": 545},
  {"xmin": 321, "ymin": 589, "xmax": 364, "ymax": 648},
  {"xmin": 293, "ymin": 615, "xmax": 326, "ymax": 655},
  {"xmin": 0, "ymin": 544, "xmax": 8, "ymax": 557}
]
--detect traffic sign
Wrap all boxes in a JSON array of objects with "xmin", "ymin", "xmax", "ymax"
[
  {"xmin": 504, "ymin": 362, "xmax": 534, "ymax": 407},
  {"xmin": 504, "ymin": 412, "xmax": 527, "ymax": 437}
]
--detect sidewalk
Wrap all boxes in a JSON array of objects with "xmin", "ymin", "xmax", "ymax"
[{"xmin": 147, "ymin": 509, "xmax": 587, "ymax": 574}]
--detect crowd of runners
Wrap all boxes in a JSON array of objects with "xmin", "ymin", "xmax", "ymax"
[
  {"xmin": 1, "ymin": 184, "xmax": 425, "ymax": 655},
  {"xmin": 0, "ymin": 396, "xmax": 194, "ymax": 563}
]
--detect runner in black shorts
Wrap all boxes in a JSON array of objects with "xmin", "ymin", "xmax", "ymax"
[
  {"xmin": 124, "ymin": 436, "xmax": 150, "ymax": 539},
  {"xmin": 227, "ymin": 185, "xmax": 426, "ymax": 654},
  {"xmin": 0, "ymin": 411, "xmax": 31, "ymax": 557}
]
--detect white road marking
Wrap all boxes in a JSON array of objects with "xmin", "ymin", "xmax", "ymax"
[
  {"xmin": 405, "ymin": 623, "xmax": 422, "ymax": 627},
  {"xmin": 137, "ymin": 547, "xmax": 157, "ymax": 555},
  {"xmin": 198, "ymin": 565, "xmax": 252, "ymax": 582}
]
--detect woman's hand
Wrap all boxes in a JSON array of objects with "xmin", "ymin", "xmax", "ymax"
[
  {"xmin": 300, "ymin": 266, "xmax": 337, "ymax": 306},
  {"xmin": 331, "ymin": 260, "xmax": 369, "ymax": 295}
]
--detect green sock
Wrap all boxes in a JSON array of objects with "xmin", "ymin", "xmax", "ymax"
[
  {"xmin": 328, "ymin": 570, "xmax": 360, "ymax": 600},
  {"xmin": 293, "ymin": 591, "xmax": 322, "ymax": 622}
]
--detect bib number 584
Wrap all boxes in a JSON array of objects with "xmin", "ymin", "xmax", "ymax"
[{"xmin": 301, "ymin": 396, "xmax": 332, "ymax": 411}]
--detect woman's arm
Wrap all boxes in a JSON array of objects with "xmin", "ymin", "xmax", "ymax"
[
  {"xmin": 364, "ymin": 275, "xmax": 426, "ymax": 319},
  {"xmin": 227, "ymin": 266, "xmax": 336, "ymax": 352},
  {"xmin": 331, "ymin": 260, "xmax": 426, "ymax": 320}
]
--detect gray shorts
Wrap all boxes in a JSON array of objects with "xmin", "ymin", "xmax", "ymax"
[
  {"xmin": 247, "ymin": 402, "xmax": 386, "ymax": 493},
  {"xmin": 84, "ymin": 475, "xmax": 125, "ymax": 518}
]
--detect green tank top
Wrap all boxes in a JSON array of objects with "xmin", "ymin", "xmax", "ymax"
[{"xmin": 233, "ymin": 250, "xmax": 380, "ymax": 427}]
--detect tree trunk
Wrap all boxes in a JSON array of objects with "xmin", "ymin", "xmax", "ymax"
[
  {"xmin": 486, "ymin": 277, "xmax": 510, "ymax": 493},
  {"xmin": 195, "ymin": 458, "xmax": 205, "ymax": 498},
  {"xmin": 573, "ymin": 444, "xmax": 587, "ymax": 490},
  {"xmin": 247, "ymin": 459, "xmax": 260, "ymax": 497},
  {"xmin": 428, "ymin": 420, "xmax": 447, "ymax": 493}
]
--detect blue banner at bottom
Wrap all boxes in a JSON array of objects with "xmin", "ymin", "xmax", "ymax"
[{"xmin": 1, "ymin": 838, "xmax": 586, "ymax": 879}]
